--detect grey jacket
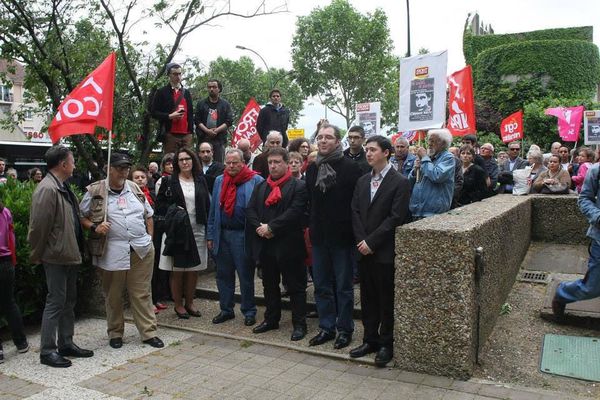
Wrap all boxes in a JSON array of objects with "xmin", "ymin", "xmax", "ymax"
[
  {"xmin": 579, "ymin": 164, "xmax": 600, "ymax": 242},
  {"xmin": 27, "ymin": 172, "xmax": 83, "ymax": 265}
]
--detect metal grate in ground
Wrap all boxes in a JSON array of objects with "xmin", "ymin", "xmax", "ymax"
[{"xmin": 518, "ymin": 270, "xmax": 550, "ymax": 284}]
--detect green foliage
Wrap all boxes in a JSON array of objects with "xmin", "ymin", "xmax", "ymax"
[
  {"xmin": 291, "ymin": 0, "xmax": 398, "ymax": 128},
  {"xmin": 190, "ymin": 56, "xmax": 304, "ymax": 127},
  {"xmin": 0, "ymin": 179, "xmax": 96, "ymax": 323},
  {"xmin": 464, "ymin": 26, "xmax": 593, "ymax": 65}
]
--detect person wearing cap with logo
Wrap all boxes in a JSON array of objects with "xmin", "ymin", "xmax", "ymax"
[
  {"xmin": 80, "ymin": 153, "xmax": 164, "ymax": 350},
  {"xmin": 151, "ymin": 62, "xmax": 195, "ymax": 155}
]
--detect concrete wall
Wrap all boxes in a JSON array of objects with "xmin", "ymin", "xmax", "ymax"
[
  {"xmin": 394, "ymin": 195, "xmax": 533, "ymax": 379},
  {"xmin": 530, "ymin": 194, "xmax": 588, "ymax": 244}
]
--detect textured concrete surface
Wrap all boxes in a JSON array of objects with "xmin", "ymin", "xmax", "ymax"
[
  {"xmin": 523, "ymin": 243, "xmax": 589, "ymax": 274},
  {"xmin": 0, "ymin": 318, "xmax": 591, "ymax": 399},
  {"xmin": 394, "ymin": 195, "xmax": 532, "ymax": 379},
  {"xmin": 530, "ymin": 194, "xmax": 587, "ymax": 244}
]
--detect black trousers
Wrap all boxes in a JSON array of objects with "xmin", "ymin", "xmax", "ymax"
[
  {"xmin": 0, "ymin": 257, "xmax": 26, "ymax": 349},
  {"xmin": 260, "ymin": 253, "xmax": 307, "ymax": 328},
  {"xmin": 359, "ymin": 257, "xmax": 395, "ymax": 347}
]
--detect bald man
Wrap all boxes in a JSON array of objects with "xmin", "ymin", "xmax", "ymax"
[{"xmin": 236, "ymin": 139, "xmax": 254, "ymax": 166}]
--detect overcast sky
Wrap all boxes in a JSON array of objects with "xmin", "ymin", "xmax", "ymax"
[{"xmin": 171, "ymin": 0, "xmax": 600, "ymax": 133}]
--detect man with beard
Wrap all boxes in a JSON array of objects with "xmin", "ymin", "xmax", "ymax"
[
  {"xmin": 195, "ymin": 79, "xmax": 233, "ymax": 163},
  {"xmin": 409, "ymin": 129, "xmax": 455, "ymax": 220}
]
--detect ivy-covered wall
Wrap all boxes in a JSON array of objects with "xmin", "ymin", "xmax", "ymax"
[{"xmin": 463, "ymin": 26, "xmax": 593, "ymax": 65}]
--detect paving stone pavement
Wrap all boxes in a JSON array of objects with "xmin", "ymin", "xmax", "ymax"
[{"xmin": 0, "ymin": 318, "xmax": 594, "ymax": 399}]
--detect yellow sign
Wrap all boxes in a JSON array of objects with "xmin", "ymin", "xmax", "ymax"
[{"xmin": 287, "ymin": 129, "xmax": 305, "ymax": 140}]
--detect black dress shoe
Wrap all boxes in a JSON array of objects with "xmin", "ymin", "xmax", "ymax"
[
  {"xmin": 349, "ymin": 343, "xmax": 379, "ymax": 358},
  {"xmin": 290, "ymin": 326, "xmax": 307, "ymax": 341},
  {"xmin": 306, "ymin": 310, "xmax": 318, "ymax": 318},
  {"xmin": 185, "ymin": 306, "xmax": 202, "ymax": 318},
  {"xmin": 374, "ymin": 346, "xmax": 393, "ymax": 367},
  {"xmin": 109, "ymin": 338, "xmax": 123, "ymax": 349},
  {"xmin": 309, "ymin": 330, "xmax": 335, "ymax": 346},
  {"xmin": 40, "ymin": 352, "xmax": 72, "ymax": 368},
  {"xmin": 333, "ymin": 333, "xmax": 352, "ymax": 349},
  {"xmin": 143, "ymin": 337, "xmax": 165, "ymax": 348},
  {"xmin": 175, "ymin": 308, "xmax": 190, "ymax": 319},
  {"xmin": 252, "ymin": 321, "xmax": 279, "ymax": 334},
  {"xmin": 212, "ymin": 312, "xmax": 235, "ymax": 324},
  {"xmin": 58, "ymin": 344, "xmax": 94, "ymax": 358},
  {"xmin": 244, "ymin": 316, "xmax": 256, "ymax": 326}
]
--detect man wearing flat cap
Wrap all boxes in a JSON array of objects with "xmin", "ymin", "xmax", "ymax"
[
  {"xmin": 151, "ymin": 62, "xmax": 195, "ymax": 155},
  {"xmin": 80, "ymin": 153, "xmax": 164, "ymax": 350}
]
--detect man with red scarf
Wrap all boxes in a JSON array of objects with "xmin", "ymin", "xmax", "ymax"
[
  {"xmin": 246, "ymin": 148, "xmax": 309, "ymax": 341},
  {"xmin": 207, "ymin": 149, "xmax": 263, "ymax": 326}
]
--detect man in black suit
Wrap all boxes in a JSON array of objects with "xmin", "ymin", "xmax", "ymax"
[
  {"xmin": 150, "ymin": 63, "xmax": 195, "ymax": 155},
  {"xmin": 349, "ymin": 135, "xmax": 410, "ymax": 367},
  {"xmin": 306, "ymin": 124, "xmax": 362, "ymax": 350},
  {"xmin": 246, "ymin": 147, "xmax": 308, "ymax": 341},
  {"xmin": 198, "ymin": 142, "xmax": 224, "ymax": 193},
  {"xmin": 498, "ymin": 141, "xmax": 529, "ymax": 193}
]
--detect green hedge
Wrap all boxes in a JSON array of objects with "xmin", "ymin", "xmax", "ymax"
[
  {"xmin": 464, "ymin": 26, "xmax": 593, "ymax": 65},
  {"xmin": 0, "ymin": 179, "xmax": 96, "ymax": 325},
  {"xmin": 473, "ymin": 40, "xmax": 600, "ymax": 97}
]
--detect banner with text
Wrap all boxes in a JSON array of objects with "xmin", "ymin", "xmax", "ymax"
[
  {"xmin": 398, "ymin": 50, "xmax": 448, "ymax": 131},
  {"xmin": 355, "ymin": 101, "xmax": 381, "ymax": 137},
  {"xmin": 500, "ymin": 110, "xmax": 524, "ymax": 143},
  {"xmin": 231, "ymin": 98, "xmax": 262, "ymax": 151},
  {"xmin": 544, "ymin": 106, "xmax": 584, "ymax": 142},
  {"xmin": 447, "ymin": 65, "xmax": 476, "ymax": 136}
]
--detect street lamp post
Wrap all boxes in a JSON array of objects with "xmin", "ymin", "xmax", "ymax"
[
  {"xmin": 235, "ymin": 45, "xmax": 273, "ymax": 89},
  {"xmin": 406, "ymin": 0, "xmax": 411, "ymax": 57}
]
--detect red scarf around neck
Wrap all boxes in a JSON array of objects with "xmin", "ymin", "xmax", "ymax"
[
  {"xmin": 220, "ymin": 165, "xmax": 257, "ymax": 217},
  {"xmin": 141, "ymin": 186, "xmax": 154, "ymax": 207},
  {"xmin": 265, "ymin": 169, "xmax": 292, "ymax": 207}
]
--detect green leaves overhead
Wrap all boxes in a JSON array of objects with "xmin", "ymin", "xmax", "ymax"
[{"xmin": 291, "ymin": 0, "xmax": 398, "ymax": 129}]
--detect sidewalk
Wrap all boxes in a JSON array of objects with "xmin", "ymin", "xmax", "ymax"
[{"xmin": 0, "ymin": 318, "xmax": 591, "ymax": 399}]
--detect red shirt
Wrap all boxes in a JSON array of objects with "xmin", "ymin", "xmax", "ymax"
[{"xmin": 170, "ymin": 89, "xmax": 189, "ymax": 135}]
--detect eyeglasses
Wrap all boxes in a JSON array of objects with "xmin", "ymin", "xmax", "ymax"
[
  {"xmin": 316, "ymin": 135, "xmax": 336, "ymax": 142},
  {"xmin": 179, "ymin": 157, "xmax": 193, "ymax": 163},
  {"xmin": 509, "ymin": 148, "xmax": 520, "ymax": 151}
]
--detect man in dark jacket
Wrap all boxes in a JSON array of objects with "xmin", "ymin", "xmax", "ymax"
[
  {"xmin": 256, "ymin": 89, "xmax": 290, "ymax": 147},
  {"xmin": 198, "ymin": 142, "xmax": 224, "ymax": 193},
  {"xmin": 343, "ymin": 126, "xmax": 370, "ymax": 175},
  {"xmin": 246, "ymin": 147, "xmax": 308, "ymax": 341},
  {"xmin": 150, "ymin": 63, "xmax": 194, "ymax": 155},
  {"xmin": 306, "ymin": 124, "xmax": 362, "ymax": 350},
  {"xmin": 349, "ymin": 136, "xmax": 410, "ymax": 367},
  {"xmin": 194, "ymin": 79, "xmax": 233, "ymax": 163}
]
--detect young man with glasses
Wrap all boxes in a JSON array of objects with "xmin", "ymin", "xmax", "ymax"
[{"xmin": 343, "ymin": 126, "xmax": 370, "ymax": 175}]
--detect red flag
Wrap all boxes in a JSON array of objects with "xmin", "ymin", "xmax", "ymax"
[
  {"xmin": 545, "ymin": 106, "xmax": 584, "ymax": 142},
  {"xmin": 48, "ymin": 52, "xmax": 116, "ymax": 143},
  {"xmin": 232, "ymin": 98, "xmax": 262, "ymax": 151},
  {"xmin": 500, "ymin": 110, "xmax": 524, "ymax": 143},
  {"xmin": 447, "ymin": 65, "xmax": 476, "ymax": 136}
]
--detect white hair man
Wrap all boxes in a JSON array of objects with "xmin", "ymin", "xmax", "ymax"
[
  {"xmin": 252, "ymin": 130, "xmax": 283, "ymax": 179},
  {"xmin": 408, "ymin": 129, "xmax": 455, "ymax": 220}
]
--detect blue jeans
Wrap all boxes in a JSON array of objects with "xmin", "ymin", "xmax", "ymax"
[
  {"xmin": 215, "ymin": 229, "xmax": 256, "ymax": 317},
  {"xmin": 556, "ymin": 240, "xmax": 600, "ymax": 303},
  {"xmin": 312, "ymin": 244, "xmax": 354, "ymax": 334}
]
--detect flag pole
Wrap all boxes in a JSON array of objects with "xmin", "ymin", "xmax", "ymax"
[{"xmin": 104, "ymin": 131, "xmax": 112, "ymax": 222}]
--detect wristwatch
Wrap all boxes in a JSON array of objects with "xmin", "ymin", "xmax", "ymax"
[{"xmin": 90, "ymin": 223, "xmax": 98, "ymax": 233}]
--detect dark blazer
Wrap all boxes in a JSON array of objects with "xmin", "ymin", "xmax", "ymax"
[
  {"xmin": 246, "ymin": 178, "xmax": 308, "ymax": 263},
  {"xmin": 150, "ymin": 85, "xmax": 194, "ymax": 137},
  {"xmin": 351, "ymin": 167, "xmax": 410, "ymax": 264},
  {"xmin": 155, "ymin": 173, "xmax": 210, "ymax": 225},
  {"xmin": 305, "ymin": 156, "xmax": 362, "ymax": 247},
  {"xmin": 252, "ymin": 151, "xmax": 270, "ymax": 179},
  {"xmin": 203, "ymin": 162, "xmax": 225, "ymax": 193},
  {"xmin": 498, "ymin": 157, "xmax": 529, "ymax": 193}
]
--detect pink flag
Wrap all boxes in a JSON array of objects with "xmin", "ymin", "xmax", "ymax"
[{"xmin": 544, "ymin": 106, "xmax": 584, "ymax": 142}]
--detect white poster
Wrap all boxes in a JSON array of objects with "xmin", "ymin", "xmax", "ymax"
[
  {"xmin": 398, "ymin": 50, "xmax": 448, "ymax": 131},
  {"xmin": 584, "ymin": 110, "xmax": 600, "ymax": 145},
  {"xmin": 355, "ymin": 101, "xmax": 381, "ymax": 138}
]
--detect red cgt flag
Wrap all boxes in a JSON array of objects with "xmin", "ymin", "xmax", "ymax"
[
  {"xmin": 48, "ymin": 52, "xmax": 116, "ymax": 143},
  {"xmin": 500, "ymin": 110, "xmax": 524, "ymax": 143},
  {"xmin": 447, "ymin": 65, "xmax": 476, "ymax": 136},
  {"xmin": 231, "ymin": 98, "xmax": 262, "ymax": 151}
]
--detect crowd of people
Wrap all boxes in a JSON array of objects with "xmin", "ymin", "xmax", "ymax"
[{"xmin": 1, "ymin": 63, "xmax": 599, "ymax": 369}]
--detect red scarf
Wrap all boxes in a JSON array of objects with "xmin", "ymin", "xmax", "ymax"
[
  {"xmin": 265, "ymin": 169, "xmax": 292, "ymax": 207},
  {"xmin": 301, "ymin": 158, "xmax": 309, "ymax": 173},
  {"xmin": 220, "ymin": 165, "xmax": 257, "ymax": 217},
  {"xmin": 142, "ymin": 186, "xmax": 154, "ymax": 207}
]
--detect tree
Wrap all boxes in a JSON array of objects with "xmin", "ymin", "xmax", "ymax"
[
  {"xmin": 0, "ymin": 0, "xmax": 288, "ymax": 173},
  {"xmin": 190, "ymin": 56, "xmax": 303, "ymax": 127},
  {"xmin": 291, "ymin": 0, "xmax": 398, "ymax": 129}
]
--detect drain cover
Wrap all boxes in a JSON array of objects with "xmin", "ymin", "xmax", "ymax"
[{"xmin": 518, "ymin": 270, "xmax": 550, "ymax": 284}]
